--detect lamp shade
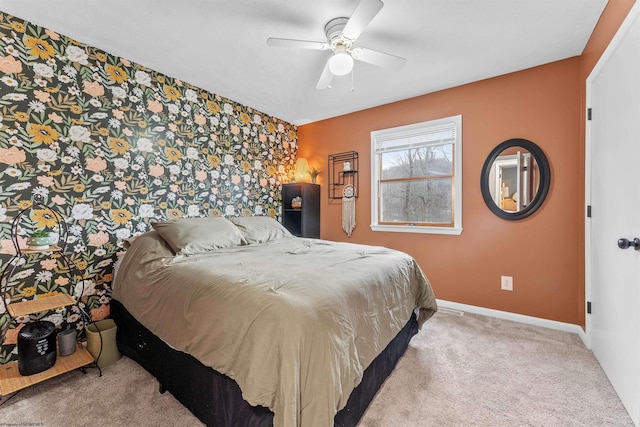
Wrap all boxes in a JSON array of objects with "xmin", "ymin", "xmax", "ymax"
[{"xmin": 294, "ymin": 158, "xmax": 309, "ymax": 182}]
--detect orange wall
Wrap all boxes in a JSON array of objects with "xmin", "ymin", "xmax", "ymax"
[
  {"xmin": 298, "ymin": 0, "xmax": 635, "ymax": 327},
  {"xmin": 582, "ymin": 0, "xmax": 636, "ymax": 76},
  {"xmin": 299, "ymin": 58, "xmax": 583, "ymax": 324}
]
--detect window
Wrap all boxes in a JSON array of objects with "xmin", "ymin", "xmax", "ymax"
[{"xmin": 370, "ymin": 115, "xmax": 462, "ymax": 235}]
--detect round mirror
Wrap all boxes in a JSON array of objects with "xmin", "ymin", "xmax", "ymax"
[{"xmin": 480, "ymin": 138, "xmax": 550, "ymax": 220}]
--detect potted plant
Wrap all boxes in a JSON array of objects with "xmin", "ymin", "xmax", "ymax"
[
  {"xmin": 308, "ymin": 167, "xmax": 321, "ymax": 184},
  {"xmin": 27, "ymin": 229, "xmax": 53, "ymax": 250},
  {"xmin": 291, "ymin": 196, "xmax": 302, "ymax": 209}
]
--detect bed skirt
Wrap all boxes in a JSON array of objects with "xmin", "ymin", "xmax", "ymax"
[{"xmin": 111, "ymin": 299, "xmax": 418, "ymax": 427}]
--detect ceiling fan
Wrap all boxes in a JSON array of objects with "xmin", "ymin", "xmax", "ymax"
[{"xmin": 266, "ymin": 0, "xmax": 406, "ymax": 90}]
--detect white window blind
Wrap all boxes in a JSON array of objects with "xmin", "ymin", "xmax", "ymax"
[{"xmin": 373, "ymin": 123, "xmax": 457, "ymax": 154}]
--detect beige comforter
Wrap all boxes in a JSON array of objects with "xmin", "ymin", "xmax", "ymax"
[{"xmin": 113, "ymin": 232, "xmax": 437, "ymax": 427}]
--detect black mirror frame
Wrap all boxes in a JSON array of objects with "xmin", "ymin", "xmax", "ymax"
[{"xmin": 480, "ymin": 138, "xmax": 551, "ymax": 220}]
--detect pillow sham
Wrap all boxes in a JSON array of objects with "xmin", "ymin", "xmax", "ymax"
[
  {"xmin": 228, "ymin": 216, "xmax": 293, "ymax": 244},
  {"xmin": 151, "ymin": 217, "xmax": 246, "ymax": 255}
]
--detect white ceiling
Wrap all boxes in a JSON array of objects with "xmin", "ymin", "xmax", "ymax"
[{"xmin": 0, "ymin": 0, "xmax": 608, "ymax": 126}]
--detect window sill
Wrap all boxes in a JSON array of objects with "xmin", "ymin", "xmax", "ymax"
[{"xmin": 369, "ymin": 224, "xmax": 463, "ymax": 235}]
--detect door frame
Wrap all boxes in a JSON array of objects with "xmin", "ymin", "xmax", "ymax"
[{"xmin": 584, "ymin": 1, "xmax": 640, "ymax": 350}]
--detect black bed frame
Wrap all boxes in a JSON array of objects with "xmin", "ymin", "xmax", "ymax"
[{"xmin": 112, "ymin": 299, "xmax": 418, "ymax": 427}]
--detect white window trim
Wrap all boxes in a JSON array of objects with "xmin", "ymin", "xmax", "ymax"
[{"xmin": 370, "ymin": 115, "xmax": 463, "ymax": 235}]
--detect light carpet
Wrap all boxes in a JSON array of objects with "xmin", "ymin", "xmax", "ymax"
[{"xmin": 0, "ymin": 310, "xmax": 632, "ymax": 426}]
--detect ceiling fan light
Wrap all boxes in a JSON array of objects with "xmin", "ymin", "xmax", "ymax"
[{"xmin": 329, "ymin": 52, "xmax": 353, "ymax": 76}]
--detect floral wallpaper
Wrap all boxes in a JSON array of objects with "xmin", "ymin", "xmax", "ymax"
[{"xmin": 0, "ymin": 12, "xmax": 297, "ymax": 363}]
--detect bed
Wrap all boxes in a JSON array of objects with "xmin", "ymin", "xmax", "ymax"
[{"xmin": 112, "ymin": 216, "xmax": 437, "ymax": 427}]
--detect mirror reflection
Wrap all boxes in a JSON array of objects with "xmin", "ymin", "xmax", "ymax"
[
  {"xmin": 487, "ymin": 148, "xmax": 540, "ymax": 213},
  {"xmin": 480, "ymin": 138, "xmax": 550, "ymax": 220}
]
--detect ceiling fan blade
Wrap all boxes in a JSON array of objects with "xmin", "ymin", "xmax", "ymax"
[
  {"xmin": 267, "ymin": 38, "xmax": 330, "ymax": 50},
  {"xmin": 342, "ymin": 0, "xmax": 384, "ymax": 41},
  {"xmin": 315, "ymin": 60, "xmax": 334, "ymax": 90},
  {"xmin": 352, "ymin": 47, "xmax": 406, "ymax": 70}
]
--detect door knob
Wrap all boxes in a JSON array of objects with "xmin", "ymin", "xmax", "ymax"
[{"xmin": 617, "ymin": 238, "xmax": 640, "ymax": 250}]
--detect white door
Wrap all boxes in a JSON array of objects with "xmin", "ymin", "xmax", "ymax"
[{"xmin": 586, "ymin": 3, "xmax": 640, "ymax": 425}]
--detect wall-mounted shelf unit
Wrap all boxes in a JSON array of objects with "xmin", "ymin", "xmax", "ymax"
[{"xmin": 328, "ymin": 151, "xmax": 359, "ymax": 200}]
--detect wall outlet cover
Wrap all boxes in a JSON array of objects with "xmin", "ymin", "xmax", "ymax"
[{"xmin": 501, "ymin": 275, "xmax": 513, "ymax": 291}]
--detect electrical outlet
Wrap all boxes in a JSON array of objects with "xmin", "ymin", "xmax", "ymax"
[{"xmin": 501, "ymin": 276, "xmax": 513, "ymax": 291}]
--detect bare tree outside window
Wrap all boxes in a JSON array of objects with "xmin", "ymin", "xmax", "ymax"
[{"xmin": 380, "ymin": 144, "xmax": 453, "ymax": 224}]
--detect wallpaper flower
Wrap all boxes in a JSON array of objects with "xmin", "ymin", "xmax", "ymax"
[{"xmin": 0, "ymin": 12, "xmax": 297, "ymax": 362}]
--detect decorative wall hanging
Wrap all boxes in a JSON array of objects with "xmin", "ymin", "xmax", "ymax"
[{"xmin": 342, "ymin": 184, "xmax": 356, "ymax": 237}]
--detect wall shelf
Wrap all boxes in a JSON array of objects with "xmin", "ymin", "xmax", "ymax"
[{"xmin": 328, "ymin": 151, "xmax": 359, "ymax": 200}]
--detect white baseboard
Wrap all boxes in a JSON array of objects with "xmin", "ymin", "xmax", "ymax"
[{"xmin": 436, "ymin": 299, "xmax": 588, "ymax": 347}]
